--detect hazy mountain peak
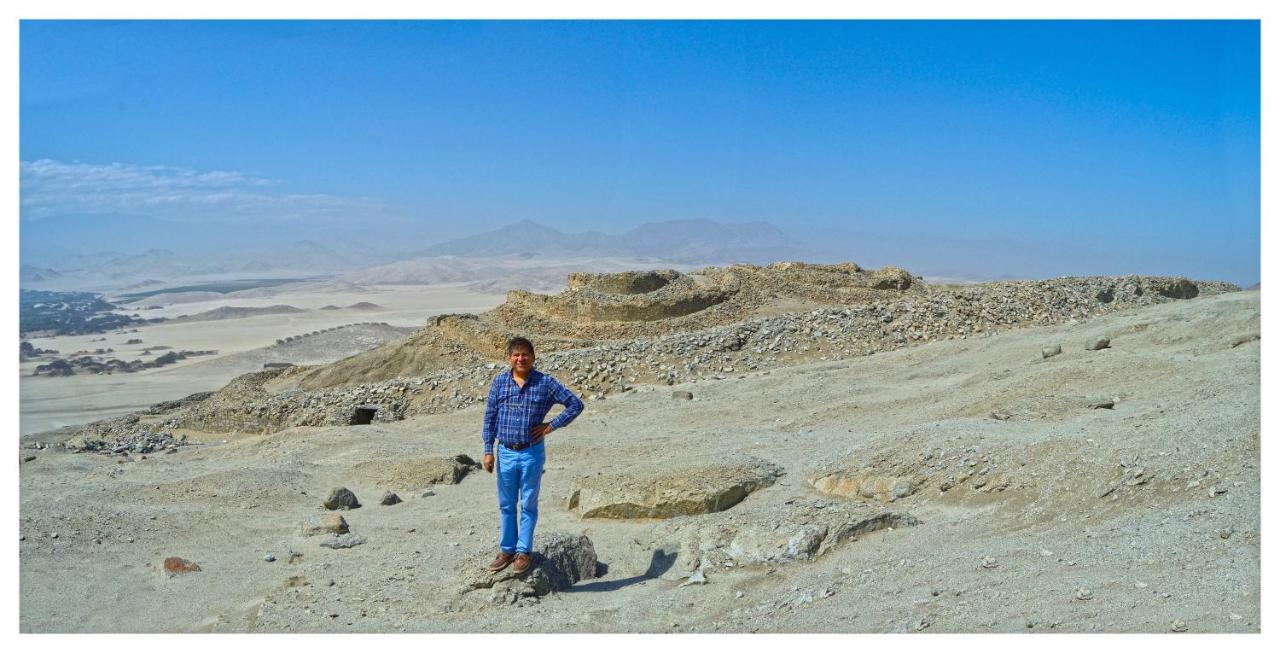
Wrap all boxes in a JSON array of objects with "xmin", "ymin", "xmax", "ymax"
[{"xmin": 417, "ymin": 218, "xmax": 812, "ymax": 265}]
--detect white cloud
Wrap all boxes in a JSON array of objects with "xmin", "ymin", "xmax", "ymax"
[{"xmin": 19, "ymin": 159, "xmax": 390, "ymax": 223}]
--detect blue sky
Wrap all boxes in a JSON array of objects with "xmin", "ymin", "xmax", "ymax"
[{"xmin": 19, "ymin": 20, "xmax": 1260, "ymax": 284}]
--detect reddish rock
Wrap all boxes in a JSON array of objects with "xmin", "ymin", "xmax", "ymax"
[
  {"xmin": 163, "ymin": 556, "xmax": 201, "ymax": 575},
  {"xmin": 301, "ymin": 512, "xmax": 350, "ymax": 536}
]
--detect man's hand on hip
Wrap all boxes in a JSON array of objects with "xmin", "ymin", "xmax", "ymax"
[
  {"xmin": 530, "ymin": 423, "xmax": 553, "ymax": 442},
  {"xmin": 483, "ymin": 454, "xmax": 494, "ymax": 473}
]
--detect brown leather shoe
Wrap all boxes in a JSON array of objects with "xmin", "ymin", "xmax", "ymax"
[
  {"xmin": 512, "ymin": 553, "xmax": 532, "ymax": 574},
  {"xmin": 488, "ymin": 551, "xmax": 515, "ymax": 573}
]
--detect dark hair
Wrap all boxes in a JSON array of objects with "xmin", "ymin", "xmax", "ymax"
[{"xmin": 506, "ymin": 336, "xmax": 535, "ymax": 355}]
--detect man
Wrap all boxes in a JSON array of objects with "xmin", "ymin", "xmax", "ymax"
[{"xmin": 482, "ymin": 336, "xmax": 584, "ymax": 574}]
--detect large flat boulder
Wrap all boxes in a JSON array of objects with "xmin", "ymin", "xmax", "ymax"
[
  {"xmin": 649, "ymin": 500, "xmax": 918, "ymax": 574},
  {"xmin": 456, "ymin": 532, "xmax": 598, "ymax": 605},
  {"xmin": 348, "ymin": 454, "xmax": 478, "ymax": 489},
  {"xmin": 567, "ymin": 458, "xmax": 783, "ymax": 519}
]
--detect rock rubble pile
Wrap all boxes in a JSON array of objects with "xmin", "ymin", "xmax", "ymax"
[{"xmin": 49, "ymin": 272, "xmax": 1239, "ymax": 444}]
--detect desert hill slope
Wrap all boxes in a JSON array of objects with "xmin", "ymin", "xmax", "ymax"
[
  {"xmin": 37, "ymin": 262, "xmax": 1238, "ymax": 444},
  {"xmin": 18, "ymin": 289, "xmax": 1259, "ymax": 633}
]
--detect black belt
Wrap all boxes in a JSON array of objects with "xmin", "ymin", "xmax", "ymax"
[{"xmin": 503, "ymin": 441, "xmax": 533, "ymax": 451}]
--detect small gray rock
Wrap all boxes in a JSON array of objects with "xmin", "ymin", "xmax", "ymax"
[
  {"xmin": 681, "ymin": 568, "xmax": 707, "ymax": 586},
  {"xmin": 1088, "ymin": 399, "xmax": 1116, "ymax": 410},
  {"xmin": 1041, "ymin": 344, "xmax": 1062, "ymax": 359},
  {"xmin": 380, "ymin": 491, "xmax": 402, "ymax": 506},
  {"xmin": 671, "ymin": 391, "xmax": 694, "ymax": 401},
  {"xmin": 264, "ymin": 553, "xmax": 276, "ymax": 562},
  {"xmin": 320, "ymin": 533, "xmax": 368, "ymax": 549},
  {"xmin": 1085, "ymin": 337, "xmax": 1111, "ymax": 351}
]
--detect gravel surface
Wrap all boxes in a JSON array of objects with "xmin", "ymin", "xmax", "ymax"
[{"xmin": 18, "ymin": 289, "xmax": 1258, "ymax": 633}]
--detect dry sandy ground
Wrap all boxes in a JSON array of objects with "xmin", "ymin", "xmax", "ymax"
[
  {"xmin": 18, "ymin": 290, "xmax": 1259, "ymax": 633},
  {"xmin": 19, "ymin": 284, "xmax": 506, "ymax": 435}
]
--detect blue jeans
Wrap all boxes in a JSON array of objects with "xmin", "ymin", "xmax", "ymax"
[{"xmin": 496, "ymin": 440, "xmax": 545, "ymax": 554}]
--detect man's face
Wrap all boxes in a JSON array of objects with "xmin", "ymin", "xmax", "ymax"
[{"xmin": 508, "ymin": 346, "xmax": 535, "ymax": 375}]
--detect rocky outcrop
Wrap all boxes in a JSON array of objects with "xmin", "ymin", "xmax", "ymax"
[
  {"xmin": 650, "ymin": 500, "xmax": 918, "ymax": 573},
  {"xmin": 457, "ymin": 532, "xmax": 598, "ymax": 604},
  {"xmin": 567, "ymin": 458, "xmax": 783, "ymax": 519}
]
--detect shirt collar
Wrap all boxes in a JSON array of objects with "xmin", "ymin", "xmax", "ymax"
[{"xmin": 504, "ymin": 367, "xmax": 540, "ymax": 385}]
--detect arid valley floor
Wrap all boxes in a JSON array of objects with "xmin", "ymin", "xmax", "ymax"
[{"xmin": 17, "ymin": 274, "xmax": 1259, "ymax": 633}]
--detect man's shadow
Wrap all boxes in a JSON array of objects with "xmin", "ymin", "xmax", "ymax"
[{"xmin": 563, "ymin": 548, "xmax": 678, "ymax": 593}]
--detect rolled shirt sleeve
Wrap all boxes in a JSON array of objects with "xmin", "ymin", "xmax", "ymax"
[
  {"xmin": 482, "ymin": 377, "xmax": 501, "ymax": 455},
  {"xmin": 547, "ymin": 378, "xmax": 584, "ymax": 431}
]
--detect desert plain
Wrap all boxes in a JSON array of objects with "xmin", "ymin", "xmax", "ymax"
[
  {"xmin": 19, "ymin": 281, "xmax": 508, "ymax": 435},
  {"xmin": 17, "ymin": 266, "xmax": 1260, "ymax": 633}
]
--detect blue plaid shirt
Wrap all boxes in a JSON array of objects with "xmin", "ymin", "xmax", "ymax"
[{"xmin": 482, "ymin": 368, "xmax": 584, "ymax": 455}]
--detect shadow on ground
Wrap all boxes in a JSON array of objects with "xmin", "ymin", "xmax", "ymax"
[{"xmin": 563, "ymin": 549, "xmax": 678, "ymax": 593}]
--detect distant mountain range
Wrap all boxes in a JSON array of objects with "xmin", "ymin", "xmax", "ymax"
[
  {"xmin": 416, "ymin": 218, "xmax": 820, "ymax": 264},
  {"xmin": 21, "ymin": 219, "xmax": 829, "ymax": 291},
  {"xmin": 20, "ymin": 241, "xmax": 371, "ymax": 289}
]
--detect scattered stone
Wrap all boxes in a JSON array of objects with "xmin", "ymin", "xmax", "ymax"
[
  {"xmin": 1219, "ymin": 527, "xmax": 1235, "ymax": 539},
  {"xmin": 301, "ymin": 513, "xmax": 350, "ymax": 536},
  {"xmin": 1085, "ymin": 336, "xmax": 1111, "ymax": 351},
  {"xmin": 421, "ymin": 488, "xmax": 436, "ymax": 498},
  {"xmin": 1041, "ymin": 344, "xmax": 1062, "ymax": 359},
  {"xmin": 981, "ymin": 556, "xmax": 998, "ymax": 569},
  {"xmin": 322, "ymin": 487, "xmax": 361, "ymax": 510},
  {"xmin": 671, "ymin": 391, "xmax": 694, "ymax": 400},
  {"xmin": 22, "ymin": 455, "xmax": 36, "ymax": 463},
  {"xmin": 264, "ymin": 554, "xmax": 276, "ymax": 562},
  {"xmin": 1122, "ymin": 467, "xmax": 1148, "ymax": 486},
  {"xmin": 163, "ymin": 557, "xmax": 201, "ymax": 575},
  {"xmin": 319, "ymin": 533, "xmax": 368, "ymax": 549},
  {"xmin": 380, "ymin": 491, "xmax": 402, "ymax": 506},
  {"xmin": 989, "ymin": 411, "xmax": 1011, "ymax": 421},
  {"xmin": 1208, "ymin": 486, "xmax": 1227, "ymax": 497},
  {"xmin": 680, "ymin": 569, "xmax": 708, "ymax": 587},
  {"xmin": 1088, "ymin": 399, "xmax": 1116, "ymax": 410},
  {"xmin": 1170, "ymin": 619, "xmax": 1188, "ymax": 632},
  {"xmin": 1074, "ymin": 588, "xmax": 1093, "ymax": 601}
]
